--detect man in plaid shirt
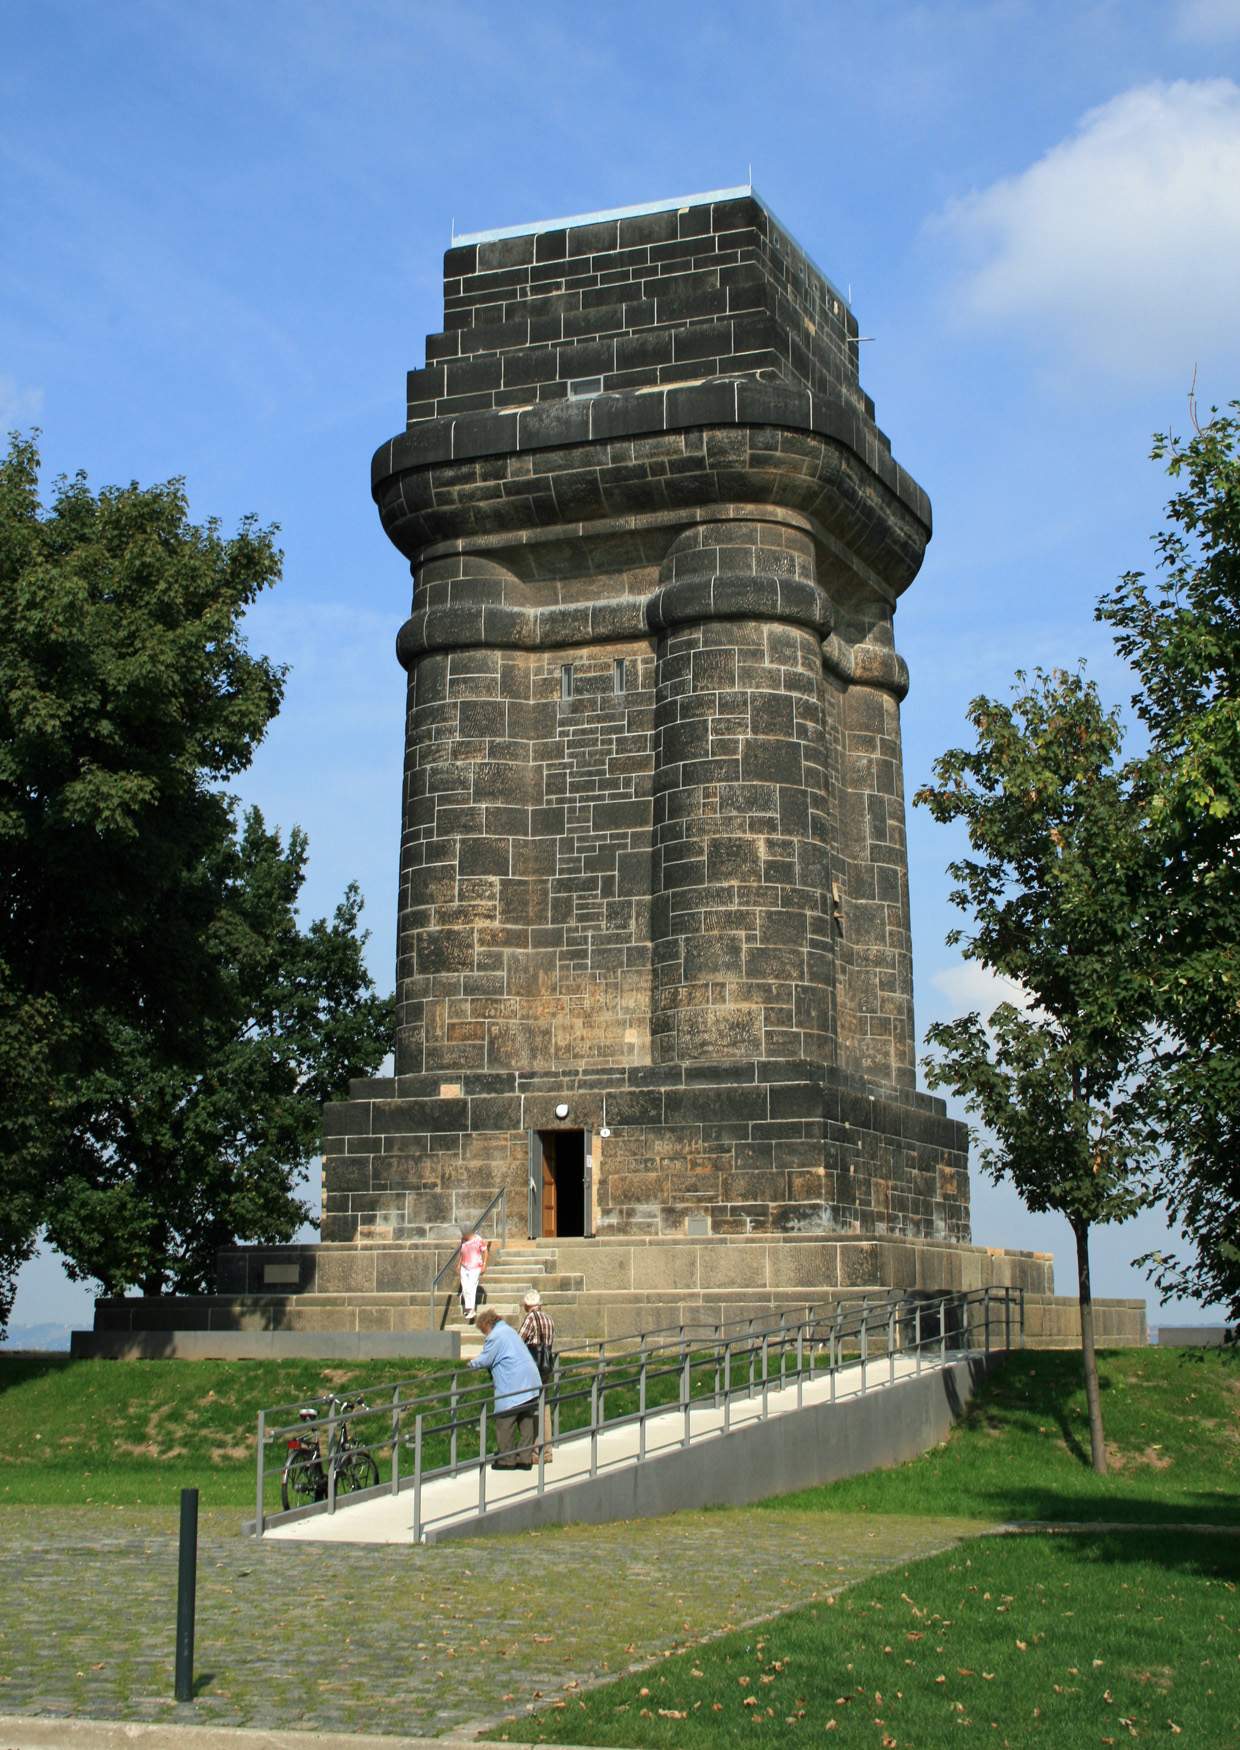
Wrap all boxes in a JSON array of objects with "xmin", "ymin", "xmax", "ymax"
[{"xmin": 518, "ymin": 1290, "xmax": 556, "ymax": 1463}]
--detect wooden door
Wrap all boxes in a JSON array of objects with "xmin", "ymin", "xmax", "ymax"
[{"xmin": 541, "ymin": 1134, "xmax": 557, "ymax": 1238}]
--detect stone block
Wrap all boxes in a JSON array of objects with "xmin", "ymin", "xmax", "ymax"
[
  {"xmin": 767, "ymin": 1241, "xmax": 840, "ymax": 1289},
  {"xmin": 313, "ymin": 1253, "xmax": 379, "ymax": 1294},
  {"xmin": 632, "ymin": 1244, "xmax": 700, "ymax": 1290},
  {"xmin": 699, "ymin": 1244, "xmax": 769, "ymax": 1289}
]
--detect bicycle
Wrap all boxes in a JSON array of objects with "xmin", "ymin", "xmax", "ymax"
[{"xmin": 280, "ymin": 1395, "xmax": 380, "ymax": 1511}]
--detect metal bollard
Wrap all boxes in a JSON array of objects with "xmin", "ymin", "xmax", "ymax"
[{"xmin": 174, "ymin": 1487, "xmax": 198, "ymax": 1703}]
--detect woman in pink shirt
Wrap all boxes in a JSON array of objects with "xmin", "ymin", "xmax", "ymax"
[{"xmin": 457, "ymin": 1227, "xmax": 489, "ymax": 1322}]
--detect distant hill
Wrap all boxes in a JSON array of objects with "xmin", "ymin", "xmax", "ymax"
[{"xmin": 1, "ymin": 1323, "xmax": 73, "ymax": 1352}]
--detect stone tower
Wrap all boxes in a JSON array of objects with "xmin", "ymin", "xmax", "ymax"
[{"xmin": 331, "ymin": 187, "xmax": 972, "ymax": 1250}]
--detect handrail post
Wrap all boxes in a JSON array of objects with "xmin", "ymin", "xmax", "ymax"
[
  {"xmin": 796, "ymin": 1321, "xmax": 804, "ymax": 1410},
  {"xmin": 449, "ymin": 1376, "xmax": 459, "ymax": 1470},
  {"xmin": 723, "ymin": 1341, "xmax": 732, "ymax": 1432},
  {"xmin": 553, "ymin": 1358, "xmax": 561, "ymax": 1445},
  {"xmin": 590, "ymin": 1376, "xmax": 599, "ymax": 1477},
  {"xmin": 915, "ymin": 1301, "xmax": 923, "ymax": 1374},
  {"xmin": 478, "ymin": 1404, "xmax": 488, "ymax": 1515},
  {"xmin": 391, "ymin": 1387, "xmax": 402, "ymax": 1496},
  {"xmin": 1005, "ymin": 1287, "xmax": 1013, "ymax": 1352},
  {"xmin": 860, "ymin": 1309, "xmax": 868, "ymax": 1395},
  {"xmin": 888, "ymin": 1303, "xmax": 896, "ymax": 1384},
  {"xmin": 830, "ymin": 1305, "xmax": 840, "ymax": 1404},
  {"xmin": 713, "ymin": 1324, "xmax": 722, "ymax": 1408},
  {"xmin": 747, "ymin": 1318, "xmax": 755, "ymax": 1399},
  {"xmin": 983, "ymin": 1286, "xmax": 991, "ymax": 1354},
  {"xmin": 940, "ymin": 1296, "xmax": 948, "ymax": 1365},
  {"xmin": 537, "ymin": 1385, "xmax": 547, "ymax": 1495},
  {"xmin": 681, "ymin": 1350, "xmax": 691, "ymax": 1448},
  {"xmin": 638, "ymin": 1354, "xmax": 647, "ymax": 1460},
  {"xmin": 597, "ymin": 1358, "xmax": 606, "ymax": 1430},
  {"xmin": 411, "ymin": 1413, "xmax": 424, "ymax": 1541},
  {"xmin": 255, "ymin": 1411, "xmax": 266, "ymax": 1537},
  {"xmin": 761, "ymin": 1332, "xmax": 770, "ymax": 1419}
]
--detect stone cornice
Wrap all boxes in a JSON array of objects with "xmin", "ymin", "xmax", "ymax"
[{"xmin": 373, "ymin": 378, "xmax": 931, "ymax": 533}]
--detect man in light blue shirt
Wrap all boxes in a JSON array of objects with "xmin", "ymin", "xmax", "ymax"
[{"xmin": 467, "ymin": 1310, "xmax": 543, "ymax": 1469}]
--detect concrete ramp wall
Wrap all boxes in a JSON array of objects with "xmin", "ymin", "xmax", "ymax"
[{"xmin": 423, "ymin": 1352, "xmax": 993, "ymax": 1543}]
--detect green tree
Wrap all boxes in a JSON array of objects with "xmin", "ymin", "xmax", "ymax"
[
  {"xmin": 0, "ymin": 433, "xmax": 391, "ymax": 1323},
  {"xmin": 43, "ymin": 809, "xmax": 392, "ymax": 1296},
  {"xmin": 916, "ymin": 669, "xmax": 1156, "ymax": 1472},
  {"xmin": 1099, "ymin": 407, "xmax": 1240, "ymax": 1323}
]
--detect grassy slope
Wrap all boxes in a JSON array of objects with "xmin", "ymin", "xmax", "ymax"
[
  {"xmin": 0, "ymin": 1348, "xmax": 724, "ymax": 1508},
  {"xmin": 488, "ymin": 1530, "xmax": 1240, "ymax": 1747},
  {"xmin": 1, "ymin": 1345, "xmax": 1234, "ymax": 1519},
  {"xmin": 762, "ymin": 1346, "xmax": 1240, "ymax": 1526},
  {"xmin": 0, "ymin": 1353, "xmax": 453, "ymax": 1507}
]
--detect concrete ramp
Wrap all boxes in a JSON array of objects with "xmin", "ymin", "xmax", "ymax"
[{"xmin": 264, "ymin": 1348, "xmax": 991, "ymax": 1547}]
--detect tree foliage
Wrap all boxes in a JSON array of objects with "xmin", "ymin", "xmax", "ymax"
[
  {"xmin": 44, "ymin": 809, "xmax": 392, "ymax": 1296},
  {"xmin": 916, "ymin": 668, "xmax": 1156, "ymax": 1471},
  {"xmin": 0, "ymin": 434, "xmax": 391, "ymax": 1322},
  {"xmin": 1099, "ymin": 407, "xmax": 1240, "ymax": 1321}
]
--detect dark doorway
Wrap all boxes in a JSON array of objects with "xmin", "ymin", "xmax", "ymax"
[{"xmin": 537, "ymin": 1129, "xmax": 586, "ymax": 1238}]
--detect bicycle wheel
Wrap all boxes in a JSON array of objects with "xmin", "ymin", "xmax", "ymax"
[
  {"xmin": 280, "ymin": 1453, "xmax": 324, "ymax": 1512},
  {"xmin": 332, "ymin": 1448, "xmax": 380, "ymax": 1497}
]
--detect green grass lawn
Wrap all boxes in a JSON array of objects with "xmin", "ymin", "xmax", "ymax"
[
  {"xmin": 487, "ymin": 1529, "xmax": 1240, "ymax": 1747},
  {"xmin": 0, "ymin": 1345, "xmax": 732, "ymax": 1510},
  {"xmin": 0, "ymin": 1352, "xmax": 453, "ymax": 1508},
  {"xmin": 763, "ymin": 1345, "xmax": 1240, "ymax": 1526},
  {"xmin": 2, "ymin": 1344, "xmax": 1234, "ymax": 1524}
]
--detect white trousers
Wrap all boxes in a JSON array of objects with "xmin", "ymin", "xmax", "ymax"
[{"xmin": 459, "ymin": 1265, "xmax": 482, "ymax": 1313}]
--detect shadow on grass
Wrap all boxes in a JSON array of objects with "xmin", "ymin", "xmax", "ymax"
[
  {"xmin": 0, "ymin": 1353, "xmax": 74, "ymax": 1395},
  {"xmin": 988, "ymin": 1487, "xmax": 1240, "ymax": 1531},
  {"xmin": 1001, "ymin": 1525, "xmax": 1240, "ymax": 1585}
]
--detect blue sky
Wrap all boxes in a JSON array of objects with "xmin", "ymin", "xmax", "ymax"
[{"xmin": 5, "ymin": 0, "xmax": 1240, "ymax": 1330}]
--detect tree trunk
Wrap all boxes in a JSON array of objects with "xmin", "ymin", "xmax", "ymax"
[{"xmin": 1073, "ymin": 1219, "xmax": 1108, "ymax": 1474}]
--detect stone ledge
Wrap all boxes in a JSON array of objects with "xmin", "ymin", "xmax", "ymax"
[{"xmin": 374, "ymin": 378, "xmax": 931, "ymax": 532}]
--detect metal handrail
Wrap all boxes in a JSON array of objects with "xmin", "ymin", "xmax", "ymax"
[
  {"xmin": 428, "ymin": 1187, "xmax": 507, "ymax": 1329},
  {"xmin": 252, "ymin": 1285, "xmax": 1024, "ymax": 1537}
]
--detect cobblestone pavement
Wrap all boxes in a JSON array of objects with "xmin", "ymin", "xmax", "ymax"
[{"xmin": 0, "ymin": 1506, "xmax": 988, "ymax": 1740}]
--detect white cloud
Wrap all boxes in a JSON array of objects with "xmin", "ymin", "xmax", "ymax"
[
  {"xmin": 926, "ymin": 960, "xmax": 1032, "ymax": 1022},
  {"xmin": 1174, "ymin": 0, "xmax": 1240, "ymax": 42},
  {"xmin": 0, "ymin": 375, "xmax": 44, "ymax": 427},
  {"xmin": 937, "ymin": 80, "xmax": 1240, "ymax": 385}
]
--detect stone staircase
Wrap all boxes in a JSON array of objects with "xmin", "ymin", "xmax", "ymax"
[{"xmin": 443, "ymin": 1243, "xmax": 585, "ymax": 1355}]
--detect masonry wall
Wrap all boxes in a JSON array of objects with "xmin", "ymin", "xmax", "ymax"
[{"xmin": 332, "ymin": 191, "xmax": 973, "ymax": 1248}]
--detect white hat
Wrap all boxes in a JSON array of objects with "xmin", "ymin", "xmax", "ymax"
[{"xmin": 523, "ymin": 1288, "xmax": 542, "ymax": 1307}]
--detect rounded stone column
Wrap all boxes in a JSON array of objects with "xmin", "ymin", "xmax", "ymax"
[
  {"xmin": 648, "ymin": 517, "xmax": 835, "ymax": 1066},
  {"xmin": 394, "ymin": 556, "xmax": 537, "ymax": 1077},
  {"xmin": 823, "ymin": 615, "xmax": 917, "ymax": 1090}
]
